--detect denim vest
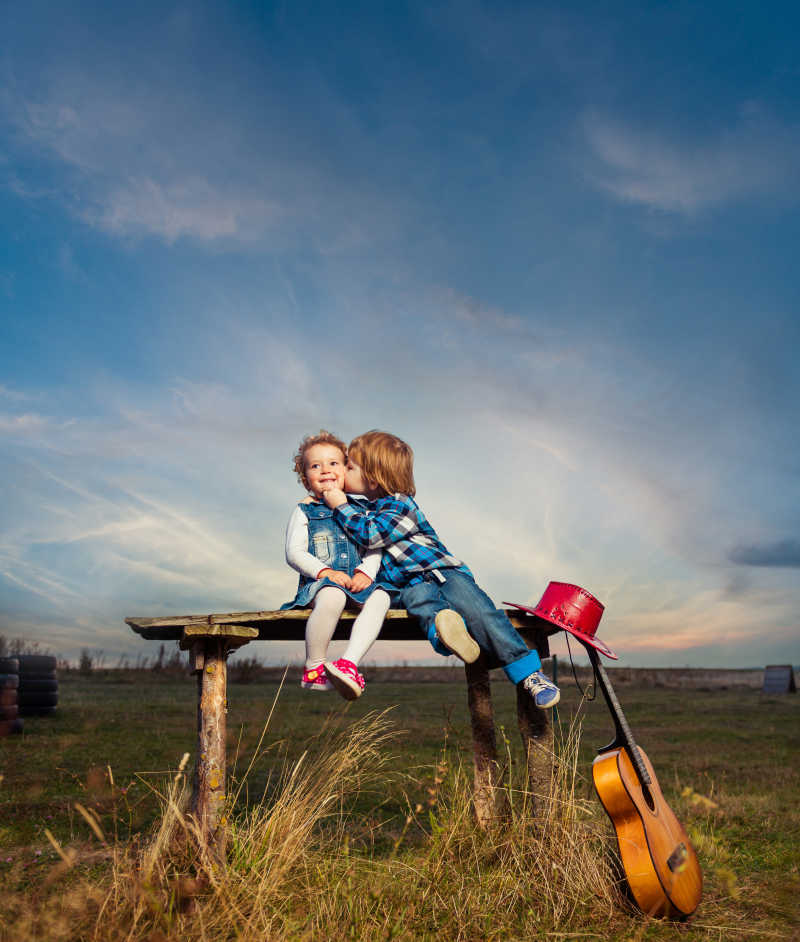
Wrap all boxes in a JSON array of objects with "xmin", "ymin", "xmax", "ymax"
[
  {"xmin": 281, "ymin": 501, "xmax": 375, "ymax": 609},
  {"xmin": 304, "ymin": 501, "xmax": 363, "ymax": 575}
]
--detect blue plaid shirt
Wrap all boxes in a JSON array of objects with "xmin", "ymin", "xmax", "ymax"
[{"xmin": 334, "ymin": 494, "xmax": 470, "ymax": 588}]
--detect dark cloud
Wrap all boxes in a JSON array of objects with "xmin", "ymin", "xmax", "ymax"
[
  {"xmin": 722, "ymin": 570, "xmax": 753, "ymax": 597},
  {"xmin": 729, "ymin": 539, "xmax": 800, "ymax": 568}
]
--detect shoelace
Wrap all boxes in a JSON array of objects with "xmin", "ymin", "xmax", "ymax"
[
  {"xmin": 525, "ymin": 673, "xmax": 550, "ymax": 692},
  {"xmin": 336, "ymin": 661, "xmax": 364, "ymax": 687}
]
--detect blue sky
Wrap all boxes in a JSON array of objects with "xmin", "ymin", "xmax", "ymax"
[{"xmin": 1, "ymin": 1, "xmax": 798, "ymax": 668}]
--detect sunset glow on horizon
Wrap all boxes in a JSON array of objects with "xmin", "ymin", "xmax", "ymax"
[{"xmin": 1, "ymin": 2, "xmax": 798, "ymax": 669}]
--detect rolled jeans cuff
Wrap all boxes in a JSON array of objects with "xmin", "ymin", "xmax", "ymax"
[
  {"xmin": 427, "ymin": 624, "xmax": 451, "ymax": 657},
  {"xmin": 503, "ymin": 649, "xmax": 542, "ymax": 684}
]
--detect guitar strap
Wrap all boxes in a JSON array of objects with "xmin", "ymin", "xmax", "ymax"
[{"xmin": 564, "ymin": 632, "xmax": 597, "ymax": 701}]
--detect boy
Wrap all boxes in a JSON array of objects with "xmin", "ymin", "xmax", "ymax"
[{"xmin": 321, "ymin": 430, "xmax": 560, "ymax": 707}]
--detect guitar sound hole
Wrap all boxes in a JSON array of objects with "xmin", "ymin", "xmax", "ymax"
[{"xmin": 641, "ymin": 784, "xmax": 656, "ymax": 813}]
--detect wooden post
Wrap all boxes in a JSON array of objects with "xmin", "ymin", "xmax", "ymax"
[
  {"xmin": 465, "ymin": 657, "xmax": 508, "ymax": 827},
  {"xmin": 179, "ymin": 624, "xmax": 258, "ymax": 856},
  {"xmin": 516, "ymin": 681, "xmax": 554, "ymax": 813},
  {"xmin": 193, "ymin": 637, "xmax": 228, "ymax": 854},
  {"xmin": 515, "ymin": 631, "xmax": 554, "ymax": 815}
]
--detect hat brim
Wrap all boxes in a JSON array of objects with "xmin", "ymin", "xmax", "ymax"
[{"xmin": 503, "ymin": 601, "xmax": 619, "ymax": 660}]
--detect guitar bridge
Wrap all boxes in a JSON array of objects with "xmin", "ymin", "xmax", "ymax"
[{"xmin": 667, "ymin": 842, "xmax": 688, "ymax": 873}]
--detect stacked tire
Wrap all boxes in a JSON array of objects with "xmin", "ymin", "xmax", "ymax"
[
  {"xmin": 0, "ymin": 657, "xmax": 23, "ymax": 735},
  {"xmin": 18, "ymin": 655, "xmax": 59, "ymax": 717}
]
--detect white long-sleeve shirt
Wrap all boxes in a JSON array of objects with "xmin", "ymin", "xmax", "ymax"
[{"xmin": 284, "ymin": 504, "xmax": 382, "ymax": 581}]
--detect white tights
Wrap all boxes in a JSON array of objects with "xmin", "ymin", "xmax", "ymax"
[{"xmin": 305, "ymin": 585, "xmax": 390, "ymax": 669}]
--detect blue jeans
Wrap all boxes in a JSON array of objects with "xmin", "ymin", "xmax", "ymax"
[{"xmin": 401, "ymin": 569, "xmax": 541, "ymax": 684}]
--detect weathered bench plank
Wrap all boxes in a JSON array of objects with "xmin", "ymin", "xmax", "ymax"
[
  {"xmin": 127, "ymin": 609, "xmax": 418, "ymax": 630},
  {"xmin": 126, "ymin": 609, "xmax": 547, "ymax": 643}
]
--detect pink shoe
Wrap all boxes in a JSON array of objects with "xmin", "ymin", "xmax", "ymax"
[
  {"xmin": 324, "ymin": 658, "xmax": 365, "ymax": 700},
  {"xmin": 301, "ymin": 665, "xmax": 333, "ymax": 691}
]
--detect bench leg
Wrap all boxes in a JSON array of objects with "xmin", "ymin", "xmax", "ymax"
[
  {"xmin": 192, "ymin": 637, "xmax": 228, "ymax": 855},
  {"xmin": 465, "ymin": 657, "xmax": 508, "ymax": 827},
  {"xmin": 516, "ymin": 668, "xmax": 554, "ymax": 815}
]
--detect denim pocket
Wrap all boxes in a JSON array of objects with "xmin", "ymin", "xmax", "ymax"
[{"xmin": 312, "ymin": 531, "xmax": 334, "ymax": 564}]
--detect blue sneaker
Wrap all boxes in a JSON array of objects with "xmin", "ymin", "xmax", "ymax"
[{"xmin": 521, "ymin": 671, "xmax": 560, "ymax": 708}]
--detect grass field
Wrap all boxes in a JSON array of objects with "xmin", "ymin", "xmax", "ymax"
[{"xmin": 1, "ymin": 667, "xmax": 798, "ymax": 940}]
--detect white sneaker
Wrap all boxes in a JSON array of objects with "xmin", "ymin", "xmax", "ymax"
[{"xmin": 434, "ymin": 610, "xmax": 480, "ymax": 663}]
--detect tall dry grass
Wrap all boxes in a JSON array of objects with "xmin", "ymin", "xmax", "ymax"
[{"xmin": 6, "ymin": 702, "xmax": 622, "ymax": 941}]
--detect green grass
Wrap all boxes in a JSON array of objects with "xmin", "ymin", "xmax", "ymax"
[{"xmin": 1, "ymin": 669, "xmax": 798, "ymax": 939}]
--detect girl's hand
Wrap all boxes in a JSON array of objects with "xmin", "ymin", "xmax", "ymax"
[
  {"xmin": 350, "ymin": 571, "xmax": 373, "ymax": 593},
  {"xmin": 322, "ymin": 569, "xmax": 352, "ymax": 589},
  {"xmin": 322, "ymin": 487, "xmax": 347, "ymax": 509}
]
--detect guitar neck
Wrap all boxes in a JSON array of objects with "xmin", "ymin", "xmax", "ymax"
[{"xmin": 587, "ymin": 648, "xmax": 652, "ymax": 787}]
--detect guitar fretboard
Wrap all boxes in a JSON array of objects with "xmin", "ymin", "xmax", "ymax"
[{"xmin": 591, "ymin": 653, "xmax": 652, "ymax": 787}]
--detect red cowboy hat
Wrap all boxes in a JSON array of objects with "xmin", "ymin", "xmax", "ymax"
[{"xmin": 504, "ymin": 581, "xmax": 618, "ymax": 659}]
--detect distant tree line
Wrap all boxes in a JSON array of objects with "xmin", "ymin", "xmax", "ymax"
[{"xmin": 0, "ymin": 633, "xmax": 266, "ymax": 681}]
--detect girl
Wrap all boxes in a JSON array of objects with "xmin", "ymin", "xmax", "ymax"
[
  {"xmin": 321, "ymin": 430, "xmax": 560, "ymax": 708},
  {"xmin": 281, "ymin": 430, "xmax": 392, "ymax": 700}
]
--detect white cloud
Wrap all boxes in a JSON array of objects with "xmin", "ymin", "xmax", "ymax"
[
  {"xmin": 1, "ymin": 344, "xmax": 796, "ymax": 666},
  {"xmin": 445, "ymin": 289, "xmax": 527, "ymax": 332},
  {"xmin": 86, "ymin": 176, "xmax": 281, "ymax": 243},
  {"xmin": 0, "ymin": 565, "xmax": 83, "ymax": 605},
  {"xmin": 583, "ymin": 107, "xmax": 800, "ymax": 212},
  {"xmin": 0, "ymin": 412, "xmax": 49, "ymax": 433},
  {"xmin": 0, "ymin": 463, "xmax": 293, "ymax": 618},
  {"xmin": 2, "ymin": 65, "xmax": 411, "ymax": 248},
  {"xmin": 1, "ymin": 72, "xmax": 273, "ymax": 241}
]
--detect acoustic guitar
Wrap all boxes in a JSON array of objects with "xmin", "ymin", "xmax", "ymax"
[{"xmin": 585, "ymin": 646, "xmax": 703, "ymax": 918}]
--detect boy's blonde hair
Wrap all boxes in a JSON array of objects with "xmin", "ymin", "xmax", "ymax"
[
  {"xmin": 348, "ymin": 430, "xmax": 416, "ymax": 497},
  {"xmin": 293, "ymin": 430, "xmax": 347, "ymax": 491}
]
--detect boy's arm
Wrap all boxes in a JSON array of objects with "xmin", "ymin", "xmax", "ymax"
[
  {"xmin": 285, "ymin": 506, "xmax": 333, "ymax": 580},
  {"xmin": 331, "ymin": 495, "xmax": 420, "ymax": 550}
]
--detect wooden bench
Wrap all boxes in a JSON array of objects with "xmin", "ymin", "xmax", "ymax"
[{"xmin": 126, "ymin": 608, "xmax": 558, "ymax": 850}]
